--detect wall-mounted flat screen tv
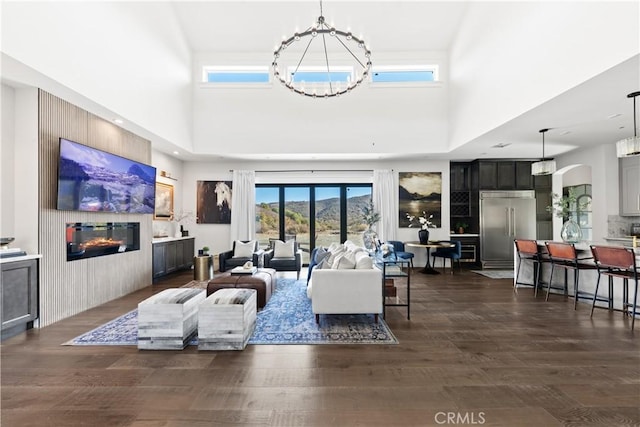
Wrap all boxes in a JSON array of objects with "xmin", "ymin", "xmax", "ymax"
[{"xmin": 56, "ymin": 138, "xmax": 156, "ymax": 214}]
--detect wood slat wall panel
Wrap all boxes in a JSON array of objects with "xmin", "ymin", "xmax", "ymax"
[{"xmin": 38, "ymin": 90, "xmax": 153, "ymax": 327}]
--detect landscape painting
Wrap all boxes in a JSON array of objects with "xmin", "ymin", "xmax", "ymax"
[
  {"xmin": 154, "ymin": 182, "xmax": 173, "ymax": 220},
  {"xmin": 196, "ymin": 180, "xmax": 232, "ymax": 224},
  {"xmin": 398, "ymin": 172, "xmax": 442, "ymax": 228}
]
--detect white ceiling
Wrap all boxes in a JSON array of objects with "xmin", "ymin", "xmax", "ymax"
[
  {"xmin": 172, "ymin": 1, "xmax": 468, "ymax": 53},
  {"xmin": 169, "ymin": 0, "xmax": 639, "ymax": 161},
  {"xmin": 2, "ymin": 1, "xmax": 637, "ymax": 162}
]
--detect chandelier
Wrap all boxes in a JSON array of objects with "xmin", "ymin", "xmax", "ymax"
[
  {"xmin": 272, "ymin": 0, "xmax": 371, "ymax": 98},
  {"xmin": 616, "ymin": 91, "xmax": 640, "ymax": 157},
  {"xmin": 531, "ymin": 128, "xmax": 557, "ymax": 176}
]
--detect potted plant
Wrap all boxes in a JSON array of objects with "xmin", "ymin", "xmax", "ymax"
[
  {"xmin": 546, "ymin": 188, "xmax": 589, "ymax": 242},
  {"xmin": 361, "ymin": 201, "xmax": 381, "ymax": 250},
  {"xmin": 455, "ymin": 222, "xmax": 469, "ymax": 234},
  {"xmin": 202, "ymin": 246, "xmax": 210, "ymax": 256}
]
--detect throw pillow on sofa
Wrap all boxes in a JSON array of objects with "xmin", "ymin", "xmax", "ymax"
[
  {"xmin": 332, "ymin": 251, "xmax": 357, "ymax": 269},
  {"xmin": 272, "ymin": 239, "xmax": 295, "ymax": 258},
  {"xmin": 354, "ymin": 251, "xmax": 374, "ymax": 269},
  {"xmin": 325, "ymin": 245, "xmax": 345, "ymax": 267},
  {"xmin": 233, "ymin": 240, "xmax": 256, "ymax": 258}
]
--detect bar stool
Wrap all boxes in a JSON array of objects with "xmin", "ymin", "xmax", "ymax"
[
  {"xmin": 514, "ymin": 239, "xmax": 549, "ymax": 297},
  {"xmin": 590, "ymin": 245, "xmax": 639, "ymax": 330},
  {"xmin": 544, "ymin": 241, "xmax": 597, "ymax": 309}
]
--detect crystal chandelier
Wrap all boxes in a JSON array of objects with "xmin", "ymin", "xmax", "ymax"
[
  {"xmin": 272, "ymin": 0, "xmax": 371, "ymax": 98},
  {"xmin": 616, "ymin": 91, "xmax": 640, "ymax": 157},
  {"xmin": 531, "ymin": 128, "xmax": 557, "ymax": 176}
]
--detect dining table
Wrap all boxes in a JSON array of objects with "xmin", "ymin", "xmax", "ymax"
[{"xmin": 405, "ymin": 241, "xmax": 455, "ymax": 274}]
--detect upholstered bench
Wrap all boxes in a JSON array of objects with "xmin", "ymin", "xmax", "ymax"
[
  {"xmin": 198, "ymin": 288, "xmax": 257, "ymax": 350},
  {"xmin": 206, "ymin": 268, "xmax": 276, "ymax": 309},
  {"xmin": 137, "ymin": 288, "xmax": 206, "ymax": 350}
]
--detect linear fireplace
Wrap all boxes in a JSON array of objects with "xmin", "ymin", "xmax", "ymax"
[{"xmin": 66, "ymin": 222, "xmax": 140, "ymax": 261}]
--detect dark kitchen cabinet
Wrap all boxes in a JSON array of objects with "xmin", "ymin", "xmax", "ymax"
[
  {"xmin": 515, "ymin": 162, "xmax": 533, "ymax": 189},
  {"xmin": 152, "ymin": 237, "xmax": 195, "ymax": 280},
  {"xmin": 473, "ymin": 160, "xmax": 533, "ymax": 190},
  {"xmin": 450, "ymin": 163, "xmax": 470, "ymax": 191},
  {"xmin": 450, "ymin": 162, "xmax": 471, "ymax": 217},
  {"xmin": 478, "ymin": 161, "xmax": 498, "ymax": 190},
  {"xmin": 534, "ymin": 173, "xmax": 553, "ymax": 240}
]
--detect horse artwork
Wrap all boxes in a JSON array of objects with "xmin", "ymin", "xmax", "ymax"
[{"xmin": 196, "ymin": 180, "xmax": 232, "ymax": 224}]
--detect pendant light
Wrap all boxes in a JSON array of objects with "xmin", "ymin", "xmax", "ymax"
[
  {"xmin": 616, "ymin": 91, "xmax": 640, "ymax": 157},
  {"xmin": 531, "ymin": 128, "xmax": 556, "ymax": 176}
]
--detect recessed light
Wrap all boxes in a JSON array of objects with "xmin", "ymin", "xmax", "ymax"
[
  {"xmin": 559, "ymin": 130, "xmax": 571, "ymax": 136},
  {"xmin": 607, "ymin": 113, "xmax": 622, "ymax": 119},
  {"xmin": 113, "ymin": 118, "xmax": 124, "ymax": 124},
  {"xmin": 173, "ymin": 151, "xmax": 179, "ymax": 155}
]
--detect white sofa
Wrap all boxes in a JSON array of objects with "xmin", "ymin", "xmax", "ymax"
[{"xmin": 307, "ymin": 241, "xmax": 382, "ymax": 323}]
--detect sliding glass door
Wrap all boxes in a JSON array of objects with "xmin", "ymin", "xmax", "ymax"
[
  {"xmin": 315, "ymin": 187, "xmax": 341, "ymax": 250},
  {"xmin": 255, "ymin": 184, "xmax": 372, "ymax": 264},
  {"xmin": 255, "ymin": 187, "xmax": 280, "ymax": 248},
  {"xmin": 284, "ymin": 187, "xmax": 310, "ymax": 264}
]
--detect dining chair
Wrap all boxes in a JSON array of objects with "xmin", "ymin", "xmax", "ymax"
[
  {"xmin": 431, "ymin": 240, "xmax": 462, "ymax": 274},
  {"xmin": 590, "ymin": 245, "xmax": 638, "ymax": 330},
  {"xmin": 387, "ymin": 240, "xmax": 414, "ymax": 268}
]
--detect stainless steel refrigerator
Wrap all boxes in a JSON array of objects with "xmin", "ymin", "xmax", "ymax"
[{"xmin": 480, "ymin": 190, "xmax": 536, "ymax": 269}]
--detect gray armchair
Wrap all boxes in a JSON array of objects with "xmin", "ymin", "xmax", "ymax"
[
  {"xmin": 264, "ymin": 240, "xmax": 302, "ymax": 279},
  {"xmin": 219, "ymin": 240, "xmax": 262, "ymax": 272}
]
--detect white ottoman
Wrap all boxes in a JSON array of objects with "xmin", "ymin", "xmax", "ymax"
[
  {"xmin": 198, "ymin": 288, "xmax": 257, "ymax": 351},
  {"xmin": 138, "ymin": 288, "xmax": 206, "ymax": 350}
]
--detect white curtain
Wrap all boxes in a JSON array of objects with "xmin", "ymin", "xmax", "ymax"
[
  {"xmin": 373, "ymin": 170, "xmax": 397, "ymax": 241},
  {"xmin": 229, "ymin": 170, "xmax": 256, "ymax": 245}
]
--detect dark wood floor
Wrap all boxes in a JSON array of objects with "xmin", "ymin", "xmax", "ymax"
[{"xmin": 2, "ymin": 267, "xmax": 639, "ymax": 426}]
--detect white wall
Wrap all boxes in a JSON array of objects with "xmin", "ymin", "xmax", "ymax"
[
  {"xmin": 1, "ymin": 85, "xmax": 16, "ymax": 240},
  {"xmin": 554, "ymin": 143, "xmax": 619, "ymax": 241},
  {"xmin": 3, "ymin": 87, "xmax": 40, "ymax": 254},
  {"xmin": 151, "ymin": 150, "xmax": 185, "ymax": 238},
  {"xmin": 1, "ymin": 1, "xmax": 193, "ymax": 153},
  {"xmin": 180, "ymin": 158, "xmax": 450, "ymax": 268},
  {"xmin": 449, "ymin": 1, "xmax": 639, "ymax": 150},
  {"xmin": 192, "ymin": 51, "xmax": 450, "ymax": 157}
]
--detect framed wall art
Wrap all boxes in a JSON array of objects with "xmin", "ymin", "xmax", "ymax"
[
  {"xmin": 154, "ymin": 182, "xmax": 174, "ymax": 220},
  {"xmin": 398, "ymin": 172, "xmax": 442, "ymax": 228},
  {"xmin": 197, "ymin": 180, "xmax": 232, "ymax": 224}
]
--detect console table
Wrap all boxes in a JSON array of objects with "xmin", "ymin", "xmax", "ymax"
[{"xmin": 377, "ymin": 258, "xmax": 411, "ymax": 320}]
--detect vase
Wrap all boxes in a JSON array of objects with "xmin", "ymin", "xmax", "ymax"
[
  {"xmin": 561, "ymin": 218, "xmax": 582, "ymax": 243},
  {"xmin": 362, "ymin": 227, "xmax": 378, "ymax": 251},
  {"xmin": 418, "ymin": 229, "xmax": 429, "ymax": 244}
]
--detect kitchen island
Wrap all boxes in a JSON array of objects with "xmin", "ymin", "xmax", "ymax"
[{"xmin": 514, "ymin": 240, "xmax": 639, "ymax": 314}]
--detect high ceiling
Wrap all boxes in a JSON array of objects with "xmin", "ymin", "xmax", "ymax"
[
  {"xmin": 2, "ymin": 1, "xmax": 638, "ymax": 162},
  {"xmin": 170, "ymin": 0, "xmax": 639, "ymax": 161},
  {"xmin": 172, "ymin": 1, "xmax": 468, "ymax": 53}
]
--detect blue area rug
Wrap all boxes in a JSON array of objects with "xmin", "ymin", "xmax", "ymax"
[{"xmin": 64, "ymin": 278, "xmax": 398, "ymax": 346}]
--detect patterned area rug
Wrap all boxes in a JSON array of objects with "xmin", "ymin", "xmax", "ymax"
[
  {"xmin": 472, "ymin": 270, "xmax": 514, "ymax": 279},
  {"xmin": 64, "ymin": 278, "xmax": 398, "ymax": 346}
]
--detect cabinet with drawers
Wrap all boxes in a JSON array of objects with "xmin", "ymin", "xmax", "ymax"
[{"xmin": 152, "ymin": 237, "xmax": 195, "ymax": 279}]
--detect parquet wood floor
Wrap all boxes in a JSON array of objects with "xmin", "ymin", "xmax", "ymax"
[{"xmin": 2, "ymin": 268, "xmax": 639, "ymax": 426}]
